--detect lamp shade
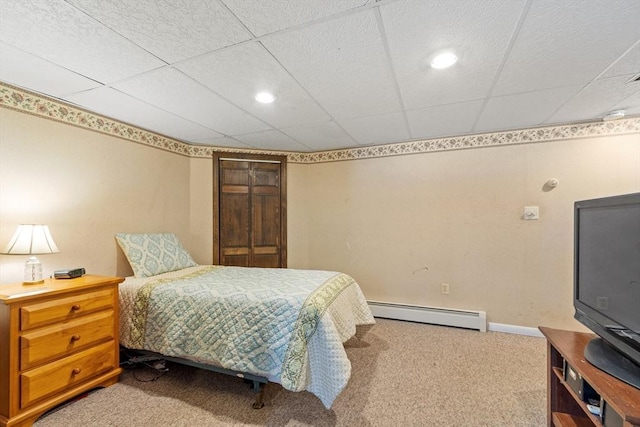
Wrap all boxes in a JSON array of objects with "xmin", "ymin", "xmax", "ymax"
[{"xmin": 2, "ymin": 224, "xmax": 59, "ymax": 255}]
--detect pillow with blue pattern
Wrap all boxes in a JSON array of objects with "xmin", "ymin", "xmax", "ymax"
[{"xmin": 115, "ymin": 233, "xmax": 197, "ymax": 278}]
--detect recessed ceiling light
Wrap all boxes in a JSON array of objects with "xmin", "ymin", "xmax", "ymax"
[
  {"xmin": 430, "ymin": 51, "xmax": 458, "ymax": 69},
  {"xmin": 255, "ymin": 92, "xmax": 276, "ymax": 104}
]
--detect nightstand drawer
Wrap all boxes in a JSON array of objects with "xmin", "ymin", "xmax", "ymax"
[
  {"xmin": 20, "ymin": 310, "xmax": 115, "ymax": 370},
  {"xmin": 20, "ymin": 288, "xmax": 114, "ymax": 331},
  {"xmin": 20, "ymin": 340, "xmax": 116, "ymax": 408}
]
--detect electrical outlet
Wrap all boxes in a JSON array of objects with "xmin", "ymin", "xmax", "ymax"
[{"xmin": 441, "ymin": 283, "xmax": 450, "ymax": 295}]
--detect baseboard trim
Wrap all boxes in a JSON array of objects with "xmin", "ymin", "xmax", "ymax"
[{"xmin": 488, "ymin": 322, "xmax": 544, "ymax": 337}]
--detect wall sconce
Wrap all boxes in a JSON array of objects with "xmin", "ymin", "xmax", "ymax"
[{"xmin": 2, "ymin": 224, "xmax": 59, "ymax": 284}]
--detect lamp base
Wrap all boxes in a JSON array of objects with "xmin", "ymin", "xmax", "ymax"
[{"xmin": 24, "ymin": 256, "xmax": 44, "ymax": 284}]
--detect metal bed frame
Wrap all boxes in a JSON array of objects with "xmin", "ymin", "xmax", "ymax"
[{"xmin": 121, "ymin": 348, "xmax": 269, "ymax": 409}]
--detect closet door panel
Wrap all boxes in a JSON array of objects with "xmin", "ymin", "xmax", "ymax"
[
  {"xmin": 251, "ymin": 162, "xmax": 280, "ymax": 268},
  {"xmin": 220, "ymin": 192, "xmax": 250, "ymax": 266},
  {"xmin": 252, "ymin": 194, "xmax": 280, "ymax": 268},
  {"xmin": 219, "ymin": 160, "xmax": 250, "ymax": 266}
]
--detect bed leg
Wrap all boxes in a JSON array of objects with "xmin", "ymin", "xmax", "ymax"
[{"xmin": 251, "ymin": 381, "xmax": 265, "ymax": 409}]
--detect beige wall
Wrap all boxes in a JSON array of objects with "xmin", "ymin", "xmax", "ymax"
[
  {"xmin": 288, "ymin": 134, "xmax": 640, "ymax": 330},
  {"xmin": 188, "ymin": 157, "xmax": 213, "ymax": 265},
  {"xmin": 1, "ymin": 105, "xmax": 639, "ymax": 331},
  {"xmin": 0, "ymin": 108, "xmax": 191, "ymax": 282}
]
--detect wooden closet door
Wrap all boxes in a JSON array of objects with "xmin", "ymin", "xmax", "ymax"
[
  {"xmin": 213, "ymin": 153, "xmax": 287, "ymax": 268},
  {"xmin": 218, "ymin": 159, "xmax": 251, "ymax": 266},
  {"xmin": 251, "ymin": 162, "xmax": 281, "ymax": 267}
]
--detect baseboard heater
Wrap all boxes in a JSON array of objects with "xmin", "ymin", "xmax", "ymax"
[{"xmin": 368, "ymin": 300, "xmax": 487, "ymax": 332}]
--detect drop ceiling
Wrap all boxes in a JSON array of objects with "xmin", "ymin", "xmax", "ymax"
[{"xmin": 0, "ymin": 0, "xmax": 639, "ymax": 152}]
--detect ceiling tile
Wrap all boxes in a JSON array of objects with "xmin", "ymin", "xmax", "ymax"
[
  {"xmin": 381, "ymin": 0, "xmax": 526, "ymax": 109},
  {"xmin": 493, "ymin": 0, "xmax": 640, "ymax": 96},
  {"xmin": 608, "ymin": 92, "xmax": 640, "ymax": 117},
  {"xmin": 281, "ymin": 121, "xmax": 357, "ymax": 151},
  {"xmin": 337, "ymin": 112, "xmax": 410, "ymax": 146},
  {"xmin": 176, "ymin": 42, "xmax": 330, "ymax": 128},
  {"xmin": 233, "ymin": 129, "xmax": 311, "ymax": 152},
  {"xmin": 111, "ymin": 68, "xmax": 271, "ymax": 135},
  {"xmin": 64, "ymin": 87, "xmax": 223, "ymax": 142},
  {"xmin": 67, "ymin": 0, "xmax": 252, "ymax": 63},
  {"xmin": 262, "ymin": 10, "xmax": 401, "ymax": 119},
  {"xmin": 475, "ymin": 85, "xmax": 581, "ymax": 132},
  {"xmin": 600, "ymin": 42, "xmax": 640, "ymax": 80},
  {"xmin": 406, "ymin": 100, "xmax": 485, "ymax": 140},
  {"xmin": 0, "ymin": 0, "xmax": 164, "ymax": 83},
  {"xmin": 0, "ymin": 42, "xmax": 101, "ymax": 97},
  {"xmin": 222, "ymin": 0, "xmax": 369, "ymax": 37},
  {"xmin": 549, "ymin": 75, "xmax": 640, "ymax": 123},
  {"xmin": 1, "ymin": 0, "xmax": 637, "ymax": 152}
]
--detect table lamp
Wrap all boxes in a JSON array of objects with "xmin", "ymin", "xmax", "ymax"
[{"xmin": 2, "ymin": 224, "xmax": 59, "ymax": 284}]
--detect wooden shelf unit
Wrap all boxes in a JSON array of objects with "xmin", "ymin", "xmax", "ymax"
[{"xmin": 540, "ymin": 327, "xmax": 640, "ymax": 427}]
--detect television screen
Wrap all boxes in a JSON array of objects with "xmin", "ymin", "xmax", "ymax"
[
  {"xmin": 577, "ymin": 201, "xmax": 640, "ymax": 332},
  {"xmin": 574, "ymin": 192, "xmax": 640, "ymax": 390}
]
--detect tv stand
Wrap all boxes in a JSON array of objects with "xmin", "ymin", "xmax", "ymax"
[
  {"xmin": 540, "ymin": 327, "xmax": 640, "ymax": 427},
  {"xmin": 584, "ymin": 337, "xmax": 640, "ymax": 390}
]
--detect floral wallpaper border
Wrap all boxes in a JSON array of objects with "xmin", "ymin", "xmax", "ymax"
[{"xmin": 1, "ymin": 81, "xmax": 638, "ymax": 164}]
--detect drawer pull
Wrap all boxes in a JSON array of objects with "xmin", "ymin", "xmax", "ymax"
[
  {"xmin": 70, "ymin": 334, "xmax": 81, "ymax": 342},
  {"xmin": 71, "ymin": 367, "xmax": 81, "ymax": 375},
  {"xmin": 71, "ymin": 304, "xmax": 81, "ymax": 312}
]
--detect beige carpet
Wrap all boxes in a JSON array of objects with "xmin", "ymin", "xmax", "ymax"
[{"xmin": 35, "ymin": 318, "xmax": 547, "ymax": 426}]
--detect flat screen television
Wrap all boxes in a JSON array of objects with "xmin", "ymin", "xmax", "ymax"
[{"xmin": 574, "ymin": 192, "xmax": 640, "ymax": 390}]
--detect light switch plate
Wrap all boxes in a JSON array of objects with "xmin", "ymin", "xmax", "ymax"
[{"xmin": 524, "ymin": 206, "xmax": 539, "ymax": 220}]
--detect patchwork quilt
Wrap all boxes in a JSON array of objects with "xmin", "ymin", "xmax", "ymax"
[{"xmin": 119, "ymin": 265, "xmax": 375, "ymax": 408}]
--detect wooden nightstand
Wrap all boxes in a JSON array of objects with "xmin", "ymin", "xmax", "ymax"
[{"xmin": 0, "ymin": 275, "xmax": 124, "ymax": 427}]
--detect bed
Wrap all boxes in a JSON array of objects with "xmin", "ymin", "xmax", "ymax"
[{"xmin": 115, "ymin": 233, "xmax": 375, "ymax": 409}]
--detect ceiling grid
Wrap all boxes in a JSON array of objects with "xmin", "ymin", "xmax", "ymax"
[{"xmin": 0, "ymin": 0, "xmax": 638, "ymax": 152}]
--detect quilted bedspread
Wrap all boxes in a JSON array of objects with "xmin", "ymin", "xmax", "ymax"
[{"xmin": 119, "ymin": 265, "xmax": 375, "ymax": 408}]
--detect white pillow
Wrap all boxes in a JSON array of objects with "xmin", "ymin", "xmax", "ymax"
[{"xmin": 115, "ymin": 233, "xmax": 197, "ymax": 278}]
